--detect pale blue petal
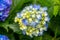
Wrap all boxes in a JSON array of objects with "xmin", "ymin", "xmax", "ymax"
[{"xmin": 22, "ymin": 19, "xmax": 28, "ymax": 25}]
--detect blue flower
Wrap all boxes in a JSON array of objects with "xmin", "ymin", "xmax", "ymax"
[
  {"xmin": 0, "ymin": 8, "xmax": 10, "ymax": 21},
  {"xmin": 0, "ymin": 35, "xmax": 9, "ymax": 40},
  {"xmin": 0, "ymin": 0, "xmax": 10, "ymax": 11},
  {"xmin": 33, "ymin": 4, "xmax": 40, "ymax": 10},
  {"xmin": 0, "ymin": 0, "xmax": 12, "ymax": 21}
]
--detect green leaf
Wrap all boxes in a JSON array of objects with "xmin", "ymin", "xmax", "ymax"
[
  {"xmin": 0, "ymin": 23, "xmax": 22, "ymax": 34},
  {"xmin": 51, "ymin": 0, "xmax": 60, "ymax": 5},
  {"xmin": 51, "ymin": 0, "xmax": 60, "ymax": 16},
  {"xmin": 0, "ymin": 27, "xmax": 7, "ymax": 35},
  {"xmin": 59, "ymin": 7, "xmax": 60, "ymax": 16},
  {"xmin": 0, "ymin": 23, "xmax": 9, "ymax": 31},
  {"xmin": 38, "ymin": 0, "xmax": 53, "ymax": 7},
  {"xmin": 49, "ymin": 15, "xmax": 60, "ymax": 38},
  {"xmin": 8, "ymin": 34, "xmax": 15, "ymax": 40},
  {"xmin": 33, "ymin": 34, "xmax": 52, "ymax": 40},
  {"xmin": 53, "ymin": 6, "xmax": 59, "ymax": 16},
  {"xmin": 37, "ymin": 0, "xmax": 60, "ymax": 18},
  {"xmin": 8, "ymin": 23, "xmax": 22, "ymax": 34},
  {"xmin": 57, "ymin": 37, "xmax": 60, "ymax": 40},
  {"xmin": 6, "ymin": 0, "xmax": 25, "ymax": 22},
  {"xmin": 43, "ymin": 34, "xmax": 52, "ymax": 40},
  {"xmin": 37, "ymin": 0, "xmax": 53, "ymax": 18}
]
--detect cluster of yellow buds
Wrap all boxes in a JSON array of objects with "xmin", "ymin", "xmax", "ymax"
[{"xmin": 14, "ymin": 4, "xmax": 50, "ymax": 37}]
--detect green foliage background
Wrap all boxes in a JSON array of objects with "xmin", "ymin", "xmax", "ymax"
[{"xmin": 0, "ymin": 0, "xmax": 60, "ymax": 40}]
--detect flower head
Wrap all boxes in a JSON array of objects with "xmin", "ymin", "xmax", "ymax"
[
  {"xmin": 0, "ymin": 0, "xmax": 12, "ymax": 21},
  {"xmin": 0, "ymin": 35, "xmax": 9, "ymax": 40},
  {"xmin": 14, "ymin": 4, "xmax": 50, "ymax": 37}
]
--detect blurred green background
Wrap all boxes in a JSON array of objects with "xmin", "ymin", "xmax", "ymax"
[{"xmin": 0, "ymin": 0, "xmax": 60, "ymax": 40}]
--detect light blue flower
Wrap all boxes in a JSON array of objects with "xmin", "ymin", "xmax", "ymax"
[
  {"xmin": 42, "ymin": 7, "xmax": 47, "ymax": 11},
  {"xmin": 17, "ymin": 13, "xmax": 22, "ymax": 18},
  {"xmin": 15, "ymin": 4, "xmax": 50, "ymax": 37},
  {"xmin": 22, "ymin": 19, "xmax": 29, "ymax": 26},
  {"xmin": 30, "ymin": 21, "xmax": 37, "ymax": 27},
  {"xmin": 36, "ymin": 14, "xmax": 42, "ymax": 20},
  {"xmin": 33, "ymin": 4, "xmax": 40, "ymax": 10}
]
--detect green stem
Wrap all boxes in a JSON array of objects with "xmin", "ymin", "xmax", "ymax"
[
  {"xmin": 52, "ymin": 27, "xmax": 57, "ymax": 40},
  {"xmin": 40, "ymin": 36, "xmax": 42, "ymax": 40},
  {"xmin": 55, "ymin": 28, "xmax": 57, "ymax": 38}
]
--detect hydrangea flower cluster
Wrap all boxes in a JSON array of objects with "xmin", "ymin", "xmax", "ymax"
[
  {"xmin": 0, "ymin": 0, "xmax": 12, "ymax": 21},
  {"xmin": 14, "ymin": 4, "xmax": 50, "ymax": 37},
  {"xmin": 0, "ymin": 35, "xmax": 9, "ymax": 40}
]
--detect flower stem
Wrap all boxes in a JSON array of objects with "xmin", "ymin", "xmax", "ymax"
[{"xmin": 52, "ymin": 27, "xmax": 57, "ymax": 40}]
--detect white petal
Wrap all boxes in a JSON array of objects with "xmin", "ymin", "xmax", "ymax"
[
  {"xmin": 36, "ymin": 14, "xmax": 41, "ymax": 20},
  {"xmin": 43, "ymin": 21, "xmax": 46, "ymax": 25},
  {"xmin": 35, "ymin": 19, "xmax": 39, "ymax": 23},
  {"xmin": 39, "ymin": 31, "xmax": 43, "ymax": 35},
  {"xmin": 45, "ymin": 17, "xmax": 50, "ymax": 22},
  {"xmin": 32, "ymin": 14, "xmax": 35, "ymax": 18},
  {"xmin": 29, "ymin": 6, "xmax": 33, "ymax": 9},
  {"xmin": 43, "ymin": 7, "xmax": 47, "ymax": 11},
  {"xmin": 38, "ymin": 11, "xmax": 43, "ymax": 14},
  {"xmin": 44, "ymin": 12, "xmax": 48, "ymax": 16},
  {"xmin": 40, "ymin": 7, "xmax": 47, "ymax": 11},
  {"xmin": 40, "ymin": 28, "xmax": 44, "ymax": 32},
  {"xmin": 43, "ymin": 27, "xmax": 47, "ymax": 31}
]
